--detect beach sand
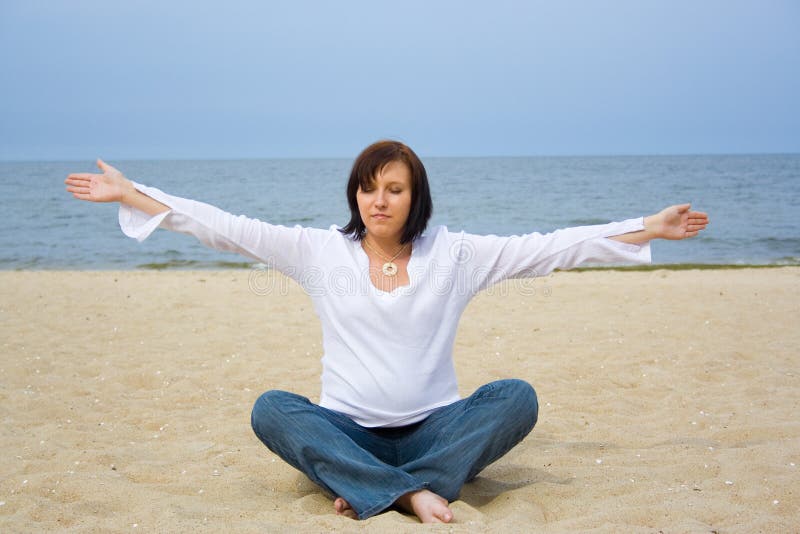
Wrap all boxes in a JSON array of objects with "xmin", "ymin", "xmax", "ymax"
[{"xmin": 1, "ymin": 268, "xmax": 798, "ymax": 533}]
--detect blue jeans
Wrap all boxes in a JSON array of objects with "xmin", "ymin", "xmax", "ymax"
[{"xmin": 250, "ymin": 379, "xmax": 538, "ymax": 519}]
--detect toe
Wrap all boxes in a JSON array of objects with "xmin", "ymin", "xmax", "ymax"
[
  {"xmin": 435, "ymin": 506, "xmax": 453, "ymax": 523},
  {"xmin": 334, "ymin": 497, "xmax": 357, "ymax": 519}
]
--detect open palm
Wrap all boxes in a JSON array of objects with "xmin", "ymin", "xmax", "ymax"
[
  {"xmin": 656, "ymin": 204, "xmax": 709, "ymax": 240},
  {"xmin": 64, "ymin": 159, "xmax": 129, "ymax": 203}
]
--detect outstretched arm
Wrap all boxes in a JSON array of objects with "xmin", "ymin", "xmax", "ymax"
[
  {"xmin": 609, "ymin": 204, "xmax": 709, "ymax": 245},
  {"xmin": 65, "ymin": 158, "xmax": 331, "ymax": 281},
  {"xmin": 65, "ymin": 159, "xmax": 169, "ymax": 216}
]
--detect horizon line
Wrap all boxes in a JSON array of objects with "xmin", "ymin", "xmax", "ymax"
[{"xmin": 2, "ymin": 150, "xmax": 799, "ymax": 164}]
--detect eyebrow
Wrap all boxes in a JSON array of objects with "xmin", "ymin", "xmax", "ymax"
[{"xmin": 362, "ymin": 178, "xmax": 407, "ymax": 187}]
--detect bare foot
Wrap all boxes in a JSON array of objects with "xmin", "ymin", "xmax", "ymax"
[
  {"xmin": 334, "ymin": 497, "xmax": 357, "ymax": 519},
  {"xmin": 395, "ymin": 489, "xmax": 453, "ymax": 523}
]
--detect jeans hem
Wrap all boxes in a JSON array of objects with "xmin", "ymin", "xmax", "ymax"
[{"xmin": 356, "ymin": 483, "xmax": 428, "ymax": 520}]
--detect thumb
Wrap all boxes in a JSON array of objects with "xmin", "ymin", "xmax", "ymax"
[
  {"xmin": 96, "ymin": 158, "xmax": 114, "ymax": 173},
  {"xmin": 674, "ymin": 202, "xmax": 691, "ymax": 213}
]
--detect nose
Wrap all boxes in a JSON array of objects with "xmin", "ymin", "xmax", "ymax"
[{"xmin": 374, "ymin": 190, "xmax": 388, "ymax": 208}]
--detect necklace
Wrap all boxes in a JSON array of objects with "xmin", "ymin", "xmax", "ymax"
[{"xmin": 362, "ymin": 238, "xmax": 408, "ymax": 277}]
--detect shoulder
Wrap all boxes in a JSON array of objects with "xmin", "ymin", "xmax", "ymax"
[
  {"xmin": 422, "ymin": 225, "xmax": 508, "ymax": 247},
  {"xmin": 413, "ymin": 225, "xmax": 460, "ymax": 260},
  {"xmin": 266, "ymin": 224, "xmax": 352, "ymax": 253},
  {"xmin": 416, "ymin": 225, "xmax": 449, "ymax": 247},
  {"xmin": 317, "ymin": 224, "xmax": 362, "ymax": 252}
]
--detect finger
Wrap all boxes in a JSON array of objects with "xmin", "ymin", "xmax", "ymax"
[
  {"xmin": 66, "ymin": 184, "xmax": 90, "ymax": 194},
  {"xmin": 65, "ymin": 178, "xmax": 92, "ymax": 189},
  {"xmin": 65, "ymin": 173, "xmax": 95, "ymax": 182},
  {"xmin": 674, "ymin": 203, "xmax": 691, "ymax": 213},
  {"xmin": 97, "ymin": 158, "xmax": 116, "ymax": 173}
]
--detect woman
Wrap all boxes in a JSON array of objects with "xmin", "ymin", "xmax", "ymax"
[{"xmin": 65, "ymin": 140, "xmax": 708, "ymax": 523}]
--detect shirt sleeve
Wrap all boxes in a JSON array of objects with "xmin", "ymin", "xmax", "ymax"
[
  {"xmin": 118, "ymin": 181, "xmax": 331, "ymax": 280},
  {"xmin": 448, "ymin": 217, "xmax": 652, "ymax": 293}
]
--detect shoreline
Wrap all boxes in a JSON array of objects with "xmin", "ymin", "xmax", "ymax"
[{"xmin": 2, "ymin": 262, "xmax": 799, "ymax": 272}]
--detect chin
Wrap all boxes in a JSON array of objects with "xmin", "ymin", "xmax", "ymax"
[
  {"xmin": 366, "ymin": 226, "xmax": 400, "ymax": 239},
  {"xmin": 365, "ymin": 227, "xmax": 388, "ymax": 237}
]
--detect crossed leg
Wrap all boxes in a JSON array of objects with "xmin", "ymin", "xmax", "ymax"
[
  {"xmin": 251, "ymin": 379, "xmax": 538, "ymax": 523},
  {"xmin": 395, "ymin": 379, "xmax": 539, "ymax": 503}
]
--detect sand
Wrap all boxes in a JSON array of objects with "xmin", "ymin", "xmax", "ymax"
[{"xmin": 1, "ymin": 268, "xmax": 798, "ymax": 533}]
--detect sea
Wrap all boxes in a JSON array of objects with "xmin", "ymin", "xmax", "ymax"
[{"xmin": 1, "ymin": 154, "xmax": 798, "ymax": 269}]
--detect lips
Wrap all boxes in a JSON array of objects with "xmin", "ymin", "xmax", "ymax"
[{"xmin": 371, "ymin": 214, "xmax": 390, "ymax": 220}]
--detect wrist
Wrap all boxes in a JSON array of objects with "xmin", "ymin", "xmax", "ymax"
[
  {"xmin": 119, "ymin": 178, "xmax": 136, "ymax": 204},
  {"xmin": 643, "ymin": 214, "xmax": 661, "ymax": 240}
]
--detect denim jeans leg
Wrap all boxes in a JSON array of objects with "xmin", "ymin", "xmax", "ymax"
[
  {"xmin": 250, "ymin": 390, "xmax": 426, "ymax": 519},
  {"xmin": 396, "ymin": 379, "xmax": 538, "ymax": 501}
]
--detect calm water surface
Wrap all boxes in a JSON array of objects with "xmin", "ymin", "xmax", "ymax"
[{"xmin": 1, "ymin": 154, "xmax": 798, "ymax": 269}]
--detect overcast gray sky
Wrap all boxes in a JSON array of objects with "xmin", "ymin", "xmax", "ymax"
[{"xmin": 1, "ymin": 0, "xmax": 798, "ymax": 160}]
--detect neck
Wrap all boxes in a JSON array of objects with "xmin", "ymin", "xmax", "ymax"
[{"xmin": 364, "ymin": 233, "xmax": 405, "ymax": 256}]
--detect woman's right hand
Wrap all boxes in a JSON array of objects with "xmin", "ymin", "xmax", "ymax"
[{"xmin": 65, "ymin": 159, "xmax": 133, "ymax": 203}]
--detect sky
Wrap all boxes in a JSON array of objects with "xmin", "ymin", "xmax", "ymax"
[{"xmin": 0, "ymin": 0, "xmax": 798, "ymax": 160}]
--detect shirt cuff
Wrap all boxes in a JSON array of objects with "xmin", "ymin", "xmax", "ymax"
[
  {"xmin": 601, "ymin": 216, "xmax": 652, "ymax": 264},
  {"xmin": 117, "ymin": 181, "xmax": 173, "ymax": 242}
]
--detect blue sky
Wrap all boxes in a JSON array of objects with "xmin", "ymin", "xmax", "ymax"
[{"xmin": 0, "ymin": 0, "xmax": 798, "ymax": 160}]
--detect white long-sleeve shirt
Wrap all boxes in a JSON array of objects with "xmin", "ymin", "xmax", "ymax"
[{"xmin": 120, "ymin": 182, "xmax": 651, "ymax": 427}]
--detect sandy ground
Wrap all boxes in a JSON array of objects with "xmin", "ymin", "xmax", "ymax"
[{"xmin": 0, "ymin": 268, "xmax": 798, "ymax": 533}]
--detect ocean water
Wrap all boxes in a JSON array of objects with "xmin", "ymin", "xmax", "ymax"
[{"xmin": 1, "ymin": 154, "xmax": 798, "ymax": 269}]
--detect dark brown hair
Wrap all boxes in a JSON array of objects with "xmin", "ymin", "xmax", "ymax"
[{"xmin": 339, "ymin": 140, "xmax": 433, "ymax": 244}]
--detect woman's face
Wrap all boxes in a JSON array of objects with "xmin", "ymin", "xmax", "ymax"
[{"xmin": 356, "ymin": 160, "xmax": 413, "ymax": 245}]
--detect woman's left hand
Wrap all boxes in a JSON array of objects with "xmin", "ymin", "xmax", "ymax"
[{"xmin": 647, "ymin": 204, "xmax": 709, "ymax": 240}]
